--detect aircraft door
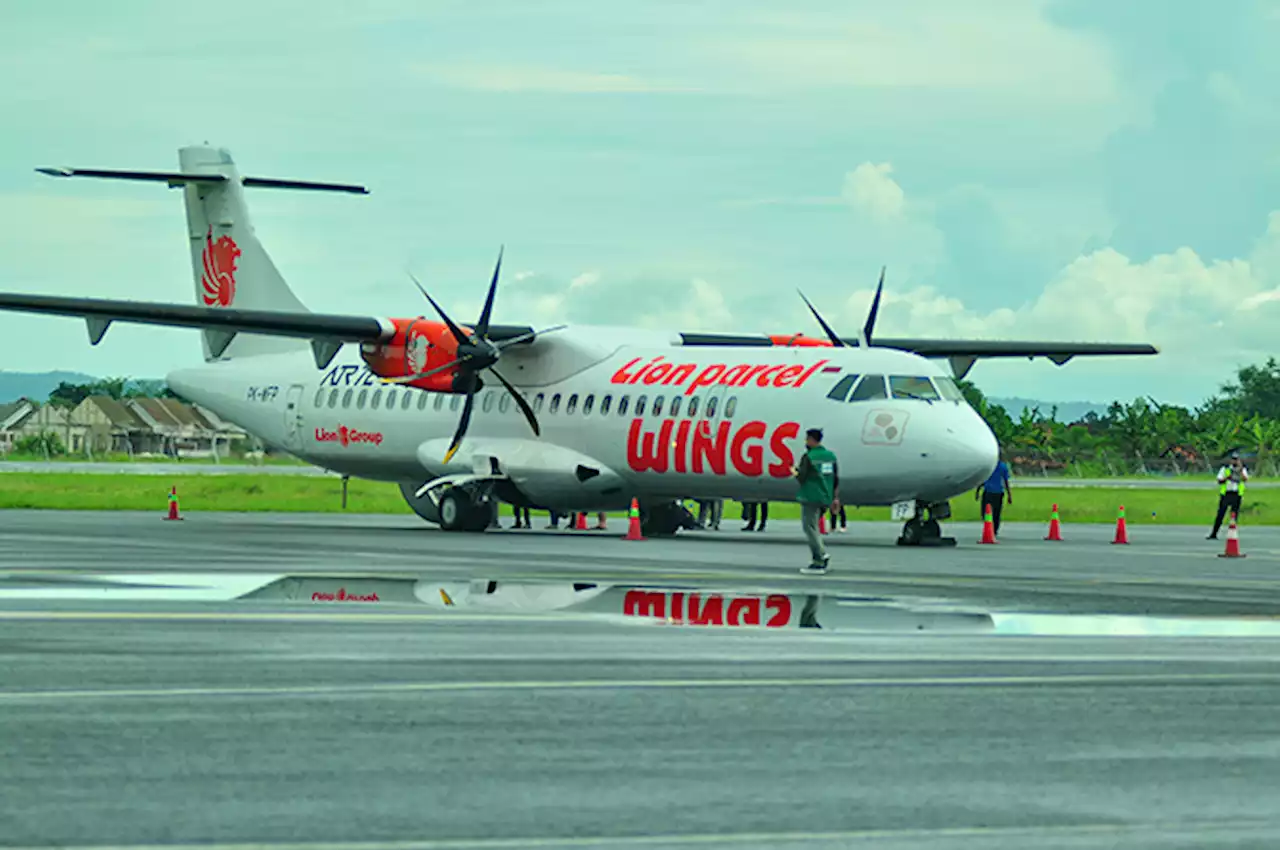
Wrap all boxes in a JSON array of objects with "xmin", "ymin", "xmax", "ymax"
[
  {"xmin": 282, "ymin": 384, "xmax": 305, "ymax": 450},
  {"xmin": 701, "ymin": 381, "xmax": 729, "ymax": 424}
]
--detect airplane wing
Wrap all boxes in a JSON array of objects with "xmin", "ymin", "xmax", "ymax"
[
  {"xmin": 0, "ymin": 292, "xmax": 536, "ymax": 368},
  {"xmin": 675, "ymin": 332, "xmax": 1157, "ymax": 378}
]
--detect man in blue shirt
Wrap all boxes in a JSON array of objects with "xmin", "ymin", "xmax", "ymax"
[{"xmin": 975, "ymin": 452, "xmax": 1012, "ymax": 537}]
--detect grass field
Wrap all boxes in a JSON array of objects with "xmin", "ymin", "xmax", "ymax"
[{"xmin": 0, "ymin": 473, "xmax": 1270, "ymax": 526}]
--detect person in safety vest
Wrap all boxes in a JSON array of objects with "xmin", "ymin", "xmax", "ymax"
[
  {"xmin": 1208, "ymin": 451, "xmax": 1249, "ymax": 539},
  {"xmin": 793, "ymin": 427, "xmax": 838, "ymax": 574}
]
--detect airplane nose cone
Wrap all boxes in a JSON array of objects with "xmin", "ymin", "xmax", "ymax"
[{"xmin": 946, "ymin": 412, "xmax": 999, "ymax": 491}]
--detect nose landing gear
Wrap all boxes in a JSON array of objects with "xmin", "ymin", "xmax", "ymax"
[{"xmin": 896, "ymin": 500, "xmax": 957, "ymax": 547}]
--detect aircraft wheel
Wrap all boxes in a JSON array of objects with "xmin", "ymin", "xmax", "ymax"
[
  {"xmin": 439, "ymin": 490, "xmax": 469, "ymax": 532},
  {"xmin": 897, "ymin": 518, "xmax": 922, "ymax": 546}
]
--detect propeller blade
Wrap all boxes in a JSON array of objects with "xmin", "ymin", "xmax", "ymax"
[
  {"xmin": 494, "ymin": 323, "xmax": 568, "ymax": 350},
  {"xmin": 796, "ymin": 290, "xmax": 846, "ymax": 348},
  {"xmin": 380, "ymin": 357, "xmax": 465, "ymax": 385},
  {"xmin": 442, "ymin": 374, "xmax": 479, "ymax": 464},
  {"xmin": 408, "ymin": 271, "xmax": 472, "ymax": 348},
  {"xmin": 861, "ymin": 266, "xmax": 885, "ymax": 347},
  {"xmin": 487, "ymin": 368, "xmax": 540, "ymax": 437},
  {"xmin": 475, "ymin": 246, "xmax": 503, "ymax": 336}
]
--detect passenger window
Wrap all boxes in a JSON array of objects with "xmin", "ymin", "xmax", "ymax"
[
  {"xmin": 566, "ymin": 394, "xmax": 578, "ymax": 415},
  {"xmin": 635, "ymin": 395, "xmax": 646, "ymax": 416},
  {"xmin": 342, "ymin": 389, "xmax": 353, "ymax": 408},
  {"xmin": 328, "ymin": 389, "xmax": 339, "ymax": 408},
  {"xmin": 356, "ymin": 389, "xmax": 368, "ymax": 409},
  {"xmin": 687, "ymin": 396, "xmax": 699, "ymax": 417},
  {"xmin": 386, "ymin": 389, "xmax": 397, "ymax": 409},
  {"xmin": 826, "ymin": 374, "xmax": 859, "ymax": 402},
  {"xmin": 403, "ymin": 391, "xmax": 413, "ymax": 410},
  {"xmin": 419, "ymin": 392, "xmax": 429, "ymax": 411},
  {"xmin": 669, "ymin": 397, "xmax": 681, "ymax": 417},
  {"xmin": 705, "ymin": 396, "xmax": 718, "ymax": 418},
  {"xmin": 450, "ymin": 395, "xmax": 461, "ymax": 412},
  {"xmin": 583, "ymin": 394, "xmax": 594, "ymax": 416},
  {"xmin": 370, "ymin": 389, "xmax": 382, "ymax": 410},
  {"xmin": 482, "ymin": 391, "xmax": 495, "ymax": 413},
  {"xmin": 434, "ymin": 393, "xmax": 445, "ymax": 411},
  {"xmin": 499, "ymin": 392, "xmax": 511, "ymax": 414},
  {"xmin": 549, "ymin": 394, "xmax": 561, "ymax": 414},
  {"xmin": 313, "ymin": 389, "xmax": 325, "ymax": 407},
  {"xmin": 889, "ymin": 375, "xmax": 941, "ymax": 400},
  {"xmin": 849, "ymin": 375, "xmax": 887, "ymax": 402},
  {"xmin": 600, "ymin": 395, "xmax": 612, "ymax": 415},
  {"xmin": 533, "ymin": 393, "xmax": 544, "ymax": 413},
  {"xmin": 652, "ymin": 396, "xmax": 664, "ymax": 417},
  {"xmin": 725, "ymin": 396, "xmax": 737, "ymax": 418},
  {"xmin": 618, "ymin": 396, "xmax": 630, "ymax": 416}
]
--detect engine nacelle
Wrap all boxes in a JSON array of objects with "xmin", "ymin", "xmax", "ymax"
[{"xmin": 360, "ymin": 317, "xmax": 476, "ymax": 393}]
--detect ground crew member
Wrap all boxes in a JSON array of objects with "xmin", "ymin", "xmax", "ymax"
[
  {"xmin": 793, "ymin": 427, "xmax": 837, "ymax": 574},
  {"xmin": 741, "ymin": 501, "xmax": 768, "ymax": 532},
  {"xmin": 828, "ymin": 459, "xmax": 847, "ymax": 532},
  {"xmin": 1208, "ymin": 452, "xmax": 1249, "ymax": 539},
  {"xmin": 975, "ymin": 451, "xmax": 1012, "ymax": 537}
]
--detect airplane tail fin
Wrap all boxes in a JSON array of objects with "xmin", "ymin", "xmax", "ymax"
[{"xmin": 38, "ymin": 145, "xmax": 367, "ymax": 362}]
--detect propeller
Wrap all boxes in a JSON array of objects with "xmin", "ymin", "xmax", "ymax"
[
  {"xmin": 797, "ymin": 265, "xmax": 886, "ymax": 348},
  {"xmin": 393, "ymin": 248, "xmax": 562, "ymax": 464}
]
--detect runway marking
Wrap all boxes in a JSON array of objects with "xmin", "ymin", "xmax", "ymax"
[
  {"xmin": 10, "ymin": 819, "xmax": 1279, "ymax": 848},
  {"xmin": 2, "ymin": 672, "xmax": 1279, "ymax": 702}
]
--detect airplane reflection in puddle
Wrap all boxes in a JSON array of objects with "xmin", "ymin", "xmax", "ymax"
[
  {"xmin": 411, "ymin": 578, "xmax": 995, "ymax": 633},
  {"xmin": 992, "ymin": 613, "xmax": 1280, "ymax": 638}
]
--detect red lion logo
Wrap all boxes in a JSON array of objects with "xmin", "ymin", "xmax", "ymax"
[
  {"xmin": 201, "ymin": 230, "xmax": 241, "ymax": 307},
  {"xmin": 338, "ymin": 425, "xmax": 350, "ymax": 447}
]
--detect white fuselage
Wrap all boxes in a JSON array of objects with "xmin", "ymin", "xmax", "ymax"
[{"xmin": 167, "ymin": 332, "xmax": 999, "ymax": 512}]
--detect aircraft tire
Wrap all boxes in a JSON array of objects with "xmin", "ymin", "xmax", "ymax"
[{"xmin": 438, "ymin": 490, "xmax": 469, "ymax": 532}]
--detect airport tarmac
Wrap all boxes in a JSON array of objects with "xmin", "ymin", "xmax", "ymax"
[{"xmin": 2, "ymin": 510, "xmax": 1279, "ymax": 848}]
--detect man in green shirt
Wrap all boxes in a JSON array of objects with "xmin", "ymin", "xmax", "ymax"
[{"xmin": 793, "ymin": 427, "xmax": 838, "ymax": 574}]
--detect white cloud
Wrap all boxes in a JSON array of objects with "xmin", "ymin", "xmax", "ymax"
[
  {"xmin": 841, "ymin": 163, "xmax": 905, "ymax": 222},
  {"xmin": 706, "ymin": 2, "xmax": 1119, "ymax": 105},
  {"xmin": 411, "ymin": 63, "xmax": 690, "ymax": 94},
  {"xmin": 569, "ymin": 271, "xmax": 601, "ymax": 289}
]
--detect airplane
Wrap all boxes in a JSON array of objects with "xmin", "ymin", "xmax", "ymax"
[{"xmin": 0, "ymin": 146, "xmax": 1157, "ymax": 545}]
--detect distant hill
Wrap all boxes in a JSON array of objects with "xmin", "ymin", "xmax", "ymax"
[
  {"xmin": 0, "ymin": 371, "xmax": 98, "ymax": 403},
  {"xmin": 988, "ymin": 397, "xmax": 1109, "ymax": 423}
]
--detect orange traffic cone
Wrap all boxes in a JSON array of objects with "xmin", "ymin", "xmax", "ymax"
[
  {"xmin": 1218, "ymin": 513, "xmax": 1246, "ymax": 558},
  {"xmin": 164, "ymin": 485, "xmax": 183, "ymax": 521},
  {"xmin": 819, "ymin": 512, "xmax": 828, "ymax": 535},
  {"xmin": 978, "ymin": 505, "xmax": 997, "ymax": 544},
  {"xmin": 1045, "ymin": 503, "xmax": 1063, "ymax": 541},
  {"xmin": 573, "ymin": 512, "xmax": 588, "ymax": 531},
  {"xmin": 1111, "ymin": 505, "xmax": 1129, "ymax": 545},
  {"xmin": 623, "ymin": 499, "xmax": 644, "ymax": 541}
]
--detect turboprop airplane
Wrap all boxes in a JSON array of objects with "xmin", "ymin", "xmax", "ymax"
[{"xmin": 0, "ymin": 146, "xmax": 1157, "ymax": 544}]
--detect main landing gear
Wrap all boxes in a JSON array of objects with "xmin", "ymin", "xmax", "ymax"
[
  {"xmin": 896, "ymin": 500, "xmax": 957, "ymax": 547},
  {"xmin": 639, "ymin": 500, "xmax": 699, "ymax": 538},
  {"xmin": 399, "ymin": 477, "xmax": 499, "ymax": 533}
]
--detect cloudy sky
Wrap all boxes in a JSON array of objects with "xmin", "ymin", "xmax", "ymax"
[{"xmin": 1, "ymin": 0, "xmax": 1277, "ymax": 407}]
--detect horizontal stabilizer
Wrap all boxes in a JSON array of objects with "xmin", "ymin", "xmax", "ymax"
[{"xmin": 36, "ymin": 167, "xmax": 368, "ymax": 194}]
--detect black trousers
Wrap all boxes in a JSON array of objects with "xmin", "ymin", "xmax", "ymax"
[
  {"xmin": 742, "ymin": 501, "xmax": 768, "ymax": 529},
  {"xmin": 981, "ymin": 491, "xmax": 1005, "ymax": 535},
  {"xmin": 828, "ymin": 503, "xmax": 847, "ymax": 527},
  {"xmin": 1211, "ymin": 492, "xmax": 1242, "ymax": 536}
]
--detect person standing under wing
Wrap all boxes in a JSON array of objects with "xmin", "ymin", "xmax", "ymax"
[
  {"xmin": 794, "ymin": 428, "xmax": 838, "ymax": 575},
  {"xmin": 976, "ymin": 450, "xmax": 1012, "ymax": 537}
]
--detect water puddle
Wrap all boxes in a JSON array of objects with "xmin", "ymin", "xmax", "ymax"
[{"xmin": 4, "ymin": 571, "xmax": 1280, "ymax": 638}]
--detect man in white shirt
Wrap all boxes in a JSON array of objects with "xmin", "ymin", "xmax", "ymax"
[{"xmin": 1208, "ymin": 452, "xmax": 1249, "ymax": 539}]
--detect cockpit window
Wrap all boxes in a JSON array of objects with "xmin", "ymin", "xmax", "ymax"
[
  {"xmin": 889, "ymin": 376, "xmax": 941, "ymax": 401},
  {"xmin": 848, "ymin": 374, "xmax": 887, "ymax": 402},
  {"xmin": 934, "ymin": 376, "xmax": 966, "ymax": 402},
  {"xmin": 826, "ymin": 374, "xmax": 859, "ymax": 402}
]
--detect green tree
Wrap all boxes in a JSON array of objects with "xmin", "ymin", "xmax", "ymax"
[
  {"xmin": 1219, "ymin": 357, "xmax": 1280, "ymax": 420},
  {"xmin": 14, "ymin": 431, "xmax": 65, "ymax": 457}
]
